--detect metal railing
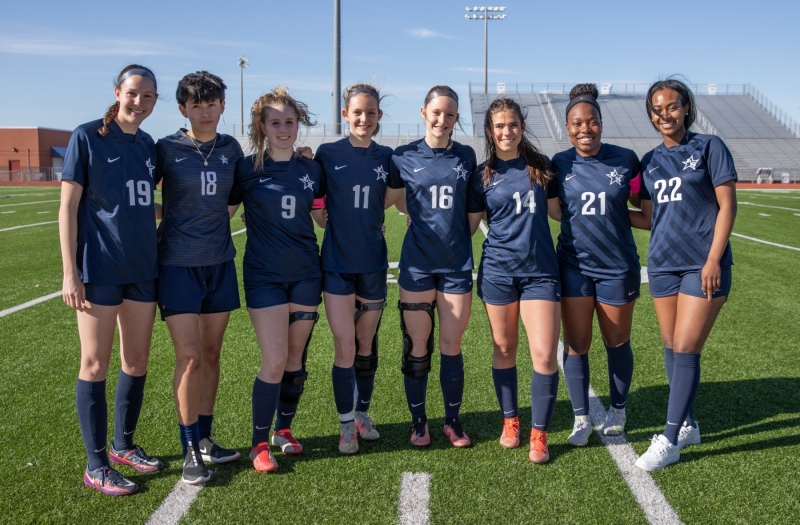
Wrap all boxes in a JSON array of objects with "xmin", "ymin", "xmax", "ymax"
[
  {"xmin": 0, "ymin": 168, "xmax": 60, "ymax": 182},
  {"xmin": 695, "ymin": 110, "xmax": 720, "ymax": 137},
  {"xmin": 469, "ymin": 82, "xmax": 752, "ymax": 96},
  {"xmin": 230, "ymin": 122, "xmax": 477, "ymax": 140},
  {"xmin": 543, "ymin": 93, "xmax": 563, "ymax": 140},
  {"xmin": 744, "ymin": 84, "xmax": 800, "ymax": 138}
]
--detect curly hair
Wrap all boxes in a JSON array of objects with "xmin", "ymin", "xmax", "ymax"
[
  {"xmin": 99, "ymin": 64, "xmax": 157, "ymax": 137},
  {"xmin": 248, "ymin": 86, "xmax": 316, "ymax": 172}
]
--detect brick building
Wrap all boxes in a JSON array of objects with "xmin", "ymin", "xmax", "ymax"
[{"xmin": 0, "ymin": 127, "xmax": 72, "ymax": 181}]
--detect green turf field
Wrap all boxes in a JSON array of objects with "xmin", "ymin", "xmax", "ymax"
[{"xmin": 0, "ymin": 185, "xmax": 798, "ymax": 524}]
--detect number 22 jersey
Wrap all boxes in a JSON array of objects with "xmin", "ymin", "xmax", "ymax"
[{"xmin": 640, "ymin": 132, "xmax": 737, "ymax": 272}]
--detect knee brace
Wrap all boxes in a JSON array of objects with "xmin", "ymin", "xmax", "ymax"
[
  {"xmin": 289, "ymin": 311, "xmax": 319, "ymax": 369},
  {"xmin": 398, "ymin": 300, "xmax": 435, "ymax": 378},
  {"xmin": 354, "ymin": 300, "xmax": 386, "ymax": 378},
  {"xmin": 279, "ymin": 369, "xmax": 307, "ymax": 404}
]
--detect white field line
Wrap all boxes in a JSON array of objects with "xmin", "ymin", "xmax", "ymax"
[
  {"xmin": 1, "ymin": 193, "xmax": 59, "ymax": 197},
  {"xmin": 0, "ymin": 221, "xmax": 58, "ymax": 232},
  {"xmin": 0, "ymin": 199, "xmax": 60, "ymax": 208},
  {"xmin": 37, "ymin": 211, "xmax": 51, "ymax": 214},
  {"xmin": 731, "ymin": 233, "xmax": 800, "ymax": 252},
  {"xmin": 0, "ymin": 291, "xmax": 62, "ymax": 319},
  {"xmin": 231, "ymin": 227, "xmax": 246, "ymax": 236},
  {"xmin": 758, "ymin": 213, "xmax": 771, "ymax": 217},
  {"xmin": 1, "ymin": 211, "xmax": 15, "ymax": 214},
  {"xmin": 739, "ymin": 201, "xmax": 800, "ymax": 212},
  {"xmin": 144, "ymin": 483, "xmax": 203, "ymax": 525},
  {"xmin": 556, "ymin": 344, "xmax": 683, "ymax": 525},
  {"xmin": 398, "ymin": 472, "xmax": 431, "ymax": 525}
]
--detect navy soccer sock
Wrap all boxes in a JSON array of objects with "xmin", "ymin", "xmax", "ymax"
[
  {"xmin": 179, "ymin": 421, "xmax": 200, "ymax": 456},
  {"xmin": 440, "ymin": 353, "xmax": 465, "ymax": 420},
  {"xmin": 606, "ymin": 341, "xmax": 634, "ymax": 410},
  {"xmin": 331, "ymin": 365, "xmax": 356, "ymax": 422},
  {"xmin": 252, "ymin": 378, "xmax": 280, "ymax": 447},
  {"xmin": 664, "ymin": 344, "xmax": 695, "ymax": 426},
  {"xmin": 492, "ymin": 366, "xmax": 518, "ymax": 418},
  {"xmin": 663, "ymin": 353, "xmax": 701, "ymax": 445},
  {"xmin": 274, "ymin": 369, "xmax": 304, "ymax": 430},
  {"xmin": 113, "ymin": 371, "xmax": 146, "ymax": 451},
  {"xmin": 198, "ymin": 414, "xmax": 214, "ymax": 439},
  {"xmin": 354, "ymin": 366, "xmax": 376, "ymax": 413},
  {"xmin": 76, "ymin": 379, "xmax": 109, "ymax": 470},
  {"xmin": 562, "ymin": 352, "xmax": 590, "ymax": 417},
  {"xmin": 403, "ymin": 374, "xmax": 428, "ymax": 420},
  {"xmin": 531, "ymin": 371, "xmax": 559, "ymax": 431}
]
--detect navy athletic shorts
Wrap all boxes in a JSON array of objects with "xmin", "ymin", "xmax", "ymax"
[
  {"xmin": 323, "ymin": 270, "xmax": 387, "ymax": 300},
  {"xmin": 245, "ymin": 278, "xmax": 323, "ymax": 309},
  {"xmin": 398, "ymin": 269, "xmax": 473, "ymax": 294},
  {"xmin": 648, "ymin": 267, "xmax": 732, "ymax": 299},
  {"xmin": 84, "ymin": 279, "xmax": 157, "ymax": 307},
  {"xmin": 478, "ymin": 268, "xmax": 560, "ymax": 305},
  {"xmin": 157, "ymin": 260, "xmax": 240, "ymax": 318},
  {"xmin": 560, "ymin": 264, "xmax": 641, "ymax": 306}
]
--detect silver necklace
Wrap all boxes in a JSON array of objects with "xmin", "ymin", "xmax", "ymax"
[{"xmin": 189, "ymin": 133, "xmax": 217, "ymax": 166}]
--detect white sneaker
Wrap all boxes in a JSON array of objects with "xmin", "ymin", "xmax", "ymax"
[
  {"xmin": 677, "ymin": 421, "xmax": 700, "ymax": 449},
  {"xmin": 567, "ymin": 415, "xmax": 592, "ymax": 447},
  {"xmin": 635, "ymin": 434, "xmax": 680, "ymax": 471},
  {"xmin": 603, "ymin": 408, "xmax": 627, "ymax": 436}
]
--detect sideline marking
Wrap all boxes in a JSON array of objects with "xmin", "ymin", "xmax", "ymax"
[
  {"xmin": 0, "ymin": 221, "xmax": 58, "ymax": 232},
  {"xmin": 731, "ymin": 233, "xmax": 800, "ymax": 252},
  {"xmin": 0, "ymin": 291, "xmax": 62, "ymax": 319},
  {"xmin": 739, "ymin": 201, "xmax": 800, "ymax": 212},
  {"xmin": 0, "ymin": 199, "xmax": 60, "ymax": 208},
  {"xmin": 2, "ymin": 211, "xmax": 17, "ymax": 214},
  {"xmin": 398, "ymin": 472, "xmax": 431, "ymax": 525},
  {"xmin": 145, "ymin": 483, "xmax": 203, "ymax": 525},
  {"xmin": 557, "ymin": 344, "xmax": 682, "ymax": 525}
]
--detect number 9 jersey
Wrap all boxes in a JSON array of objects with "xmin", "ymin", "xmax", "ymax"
[
  {"xmin": 640, "ymin": 132, "xmax": 737, "ymax": 272},
  {"xmin": 61, "ymin": 119, "xmax": 157, "ymax": 285},
  {"xmin": 388, "ymin": 139, "xmax": 483, "ymax": 273}
]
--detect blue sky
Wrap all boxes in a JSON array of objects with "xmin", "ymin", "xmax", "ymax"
[{"xmin": 2, "ymin": 0, "xmax": 798, "ymax": 141}]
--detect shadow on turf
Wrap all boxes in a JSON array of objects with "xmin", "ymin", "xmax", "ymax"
[{"xmin": 622, "ymin": 377, "xmax": 800, "ymax": 460}]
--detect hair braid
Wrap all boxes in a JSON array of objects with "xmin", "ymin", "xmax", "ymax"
[{"xmin": 98, "ymin": 63, "xmax": 156, "ymax": 137}]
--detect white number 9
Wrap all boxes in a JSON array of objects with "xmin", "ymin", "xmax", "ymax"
[{"xmin": 282, "ymin": 195, "xmax": 296, "ymax": 219}]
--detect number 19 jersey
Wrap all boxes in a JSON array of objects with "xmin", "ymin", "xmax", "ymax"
[
  {"xmin": 155, "ymin": 131, "xmax": 244, "ymax": 267},
  {"xmin": 314, "ymin": 138, "xmax": 391, "ymax": 273},
  {"xmin": 388, "ymin": 139, "xmax": 483, "ymax": 273},
  {"xmin": 640, "ymin": 133, "xmax": 737, "ymax": 272}
]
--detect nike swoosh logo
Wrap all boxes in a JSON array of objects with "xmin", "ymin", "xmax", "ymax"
[
  {"xmin": 199, "ymin": 447, "xmax": 210, "ymax": 454},
  {"xmin": 94, "ymin": 447, "xmax": 106, "ymax": 453},
  {"xmin": 413, "ymin": 167, "xmax": 425, "ymax": 172},
  {"xmin": 492, "ymin": 179, "xmax": 503, "ymax": 186},
  {"xmin": 123, "ymin": 430, "xmax": 135, "ymax": 436},
  {"xmin": 649, "ymin": 167, "xmax": 658, "ymax": 173},
  {"xmin": 281, "ymin": 412, "xmax": 295, "ymax": 416},
  {"xmin": 503, "ymin": 410, "xmax": 514, "ymax": 415},
  {"xmin": 360, "ymin": 400, "xmax": 370, "ymax": 404},
  {"xmin": 335, "ymin": 165, "xmax": 347, "ymax": 170},
  {"xmin": 565, "ymin": 174, "xmax": 576, "ymax": 181},
  {"xmin": 175, "ymin": 157, "xmax": 187, "ymax": 163},
  {"xmin": 667, "ymin": 421, "xmax": 679, "ymax": 425},
  {"xmin": 255, "ymin": 425, "xmax": 270, "ymax": 430},
  {"xmin": 259, "ymin": 178, "xmax": 272, "ymax": 183},
  {"xmin": 410, "ymin": 402, "xmax": 424, "ymax": 408},
  {"xmin": 448, "ymin": 402, "xmax": 461, "ymax": 407},
  {"xmin": 108, "ymin": 157, "xmax": 120, "ymax": 163},
  {"xmin": 628, "ymin": 291, "xmax": 636, "ymax": 295}
]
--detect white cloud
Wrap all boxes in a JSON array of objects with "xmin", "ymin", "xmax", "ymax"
[
  {"xmin": 0, "ymin": 35, "xmax": 171, "ymax": 56},
  {"xmin": 407, "ymin": 28, "xmax": 454, "ymax": 39}
]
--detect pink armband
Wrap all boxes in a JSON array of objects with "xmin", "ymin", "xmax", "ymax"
[{"xmin": 629, "ymin": 172, "xmax": 641, "ymax": 194}]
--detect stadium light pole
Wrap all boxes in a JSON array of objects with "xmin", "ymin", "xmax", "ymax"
[
  {"xmin": 238, "ymin": 55, "xmax": 248, "ymax": 136},
  {"xmin": 465, "ymin": 6, "xmax": 507, "ymax": 94},
  {"xmin": 333, "ymin": 0, "xmax": 342, "ymax": 135}
]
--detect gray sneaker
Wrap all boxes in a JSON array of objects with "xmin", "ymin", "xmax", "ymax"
[
  {"xmin": 338, "ymin": 421, "xmax": 359, "ymax": 455},
  {"xmin": 199, "ymin": 435, "xmax": 241, "ymax": 464},
  {"xmin": 567, "ymin": 415, "xmax": 592, "ymax": 447},
  {"xmin": 354, "ymin": 411, "xmax": 380, "ymax": 441},
  {"xmin": 677, "ymin": 421, "xmax": 700, "ymax": 449},
  {"xmin": 603, "ymin": 408, "xmax": 627, "ymax": 436}
]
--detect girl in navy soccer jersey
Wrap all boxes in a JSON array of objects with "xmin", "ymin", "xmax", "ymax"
[
  {"xmin": 634, "ymin": 79, "xmax": 737, "ymax": 472},
  {"xmin": 59, "ymin": 64, "xmax": 164, "ymax": 496},
  {"xmin": 472, "ymin": 98, "xmax": 561, "ymax": 463},
  {"xmin": 313, "ymin": 84, "xmax": 394, "ymax": 454},
  {"xmin": 229, "ymin": 87, "xmax": 325, "ymax": 473},
  {"xmin": 155, "ymin": 71, "xmax": 244, "ymax": 485},
  {"xmin": 550, "ymin": 84, "xmax": 649, "ymax": 448},
  {"xmin": 386, "ymin": 86, "xmax": 484, "ymax": 448}
]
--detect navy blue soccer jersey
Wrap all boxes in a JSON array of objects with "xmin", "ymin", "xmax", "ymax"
[
  {"xmin": 471, "ymin": 157, "xmax": 559, "ymax": 278},
  {"xmin": 640, "ymin": 133, "xmax": 737, "ymax": 271},
  {"xmin": 230, "ymin": 155, "xmax": 325, "ymax": 284},
  {"xmin": 551, "ymin": 144, "xmax": 641, "ymax": 278},
  {"xmin": 155, "ymin": 131, "xmax": 244, "ymax": 266},
  {"xmin": 61, "ymin": 119, "xmax": 157, "ymax": 285},
  {"xmin": 314, "ymin": 138, "xmax": 391, "ymax": 273},
  {"xmin": 388, "ymin": 139, "xmax": 482, "ymax": 273}
]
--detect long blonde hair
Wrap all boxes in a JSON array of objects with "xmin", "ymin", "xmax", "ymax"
[{"xmin": 248, "ymin": 86, "xmax": 315, "ymax": 172}]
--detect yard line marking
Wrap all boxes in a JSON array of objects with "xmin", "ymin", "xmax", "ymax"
[
  {"xmin": 232, "ymin": 227, "xmax": 246, "ymax": 236},
  {"xmin": 739, "ymin": 202, "xmax": 800, "ymax": 212},
  {"xmin": 0, "ymin": 199, "xmax": 60, "ymax": 208},
  {"xmin": 731, "ymin": 233, "xmax": 800, "ymax": 252},
  {"xmin": 1, "ymin": 211, "xmax": 16, "ymax": 214},
  {"xmin": 37, "ymin": 211, "xmax": 51, "ymax": 214},
  {"xmin": 144, "ymin": 482, "xmax": 203, "ymax": 525},
  {"xmin": 389, "ymin": 261, "xmax": 399, "ymax": 269},
  {"xmin": 794, "ymin": 214, "xmax": 800, "ymax": 217},
  {"xmin": 557, "ymin": 344, "xmax": 683, "ymax": 525},
  {"xmin": 0, "ymin": 221, "xmax": 58, "ymax": 232},
  {"xmin": 758, "ymin": 213, "xmax": 771, "ymax": 217},
  {"xmin": 0, "ymin": 291, "xmax": 62, "ymax": 319},
  {"xmin": 641, "ymin": 267, "xmax": 649, "ymax": 284},
  {"xmin": 398, "ymin": 472, "xmax": 431, "ymax": 525},
  {"xmin": 479, "ymin": 221, "xmax": 489, "ymax": 237}
]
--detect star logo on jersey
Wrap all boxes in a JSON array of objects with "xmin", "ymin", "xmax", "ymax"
[
  {"xmin": 453, "ymin": 163, "xmax": 469, "ymax": 180},
  {"xmin": 299, "ymin": 174, "xmax": 315, "ymax": 190},
  {"xmin": 606, "ymin": 168, "xmax": 624, "ymax": 186},
  {"xmin": 682, "ymin": 155, "xmax": 700, "ymax": 171},
  {"xmin": 220, "ymin": 155, "xmax": 228, "ymax": 165},
  {"xmin": 145, "ymin": 158, "xmax": 155, "ymax": 178},
  {"xmin": 374, "ymin": 165, "xmax": 388, "ymax": 181}
]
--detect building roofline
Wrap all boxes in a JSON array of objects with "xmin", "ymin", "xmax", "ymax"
[{"xmin": 0, "ymin": 127, "xmax": 72, "ymax": 133}]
